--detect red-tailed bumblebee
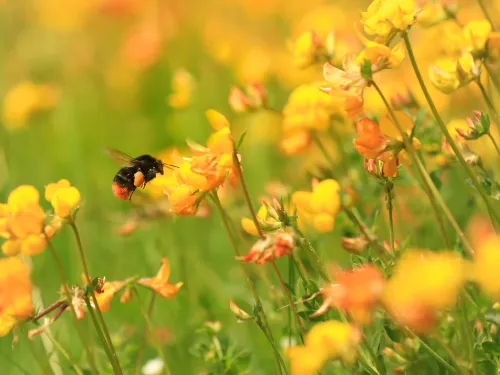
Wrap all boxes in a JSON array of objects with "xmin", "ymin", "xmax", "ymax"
[{"xmin": 105, "ymin": 148, "xmax": 176, "ymax": 200}]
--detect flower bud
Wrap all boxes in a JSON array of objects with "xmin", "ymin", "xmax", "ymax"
[
  {"xmin": 341, "ymin": 235, "xmax": 368, "ymax": 254},
  {"xmin": 228, "ymin": 87, "xmax": 251, "ymax": 112},
  {"xmin": 490, "ymin": 324, "xmax": 497, "ymax": 335},
  {"xmin": 474, "ymin": 320, "xmax": 484, "ymax": 334},
  {"xmin": 457, "ymin": 111, "xmax": 490, "ymax": 140},
  {"xmin": 229, "ymin": 299, "xmax": 253, "ymax": 321},
  {"xmin": 382, "ymin": 347, "xmax": 394, "ymax": 357},
  {"xmin": 228, "ymin": 83, "xmax": 268, "ymax": 113},
  {"xmin": 390, "ymin": 89, "xmax": 418, "ymax": 110},
  {"xmin": 246, "ymin": 82, "xmax": 267, "ymax": 108},
  {"xmin": 364, "ymin": 159, "xmax": 384, "ymax": 178}
]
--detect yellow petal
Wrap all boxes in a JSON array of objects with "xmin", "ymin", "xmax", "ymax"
[
  {"xmin": 206, "ymin": 109, "xmax": 230, "ymax": 130},
  {"xmin": 311, "ymin": 179, "xmax": 341, "ymax": 214},
  {"xmin": 0, "ymin": 314, "xmax": 16, "ymax": 337},
  {"xmin": 379, "ymin": 110, "xmax": 414, "ymax": 138},
  {"xmin": 8, "ymin": 185, "xmax": 39, "ymax": 210},
  {"xmin": 52, "ymin": 186, "xmax": 81, "ymax": 218},
  {"xmin": 1, "ymin": 239, "xmax": 21, "ymax": 256},
  {"xmin": 21, "ymin": 234, "xmax": 46, "ymax": 256},
  {"xmin": 313, "ymin": 213, "xmax": 334, "ymax": 232},
  {"xmin": 45, "ymin": 179, "xmax": 71, "ymax": 202},
  {"xmin": 241, "ymin": 217, "xmax": 259, "ymax": 236}
]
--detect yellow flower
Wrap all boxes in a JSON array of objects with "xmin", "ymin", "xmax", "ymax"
[
  {"xmin": 291, "ymin": 30, "xmax": 331, "ymax": 69},
  {"xmin": 463, "ymin": 20, "xmax": 491, "ymax": 55},
  {"xmin": 417, "ymin": 1, "xmax": 457, "ymax": 27},
  {"xmin": 355, "ymin": 27, "xmax": 406, "ymax": 70},
  {"xmin": 1, "ymin": 185, "xmax": 48, "ymax": 256},
  {"xmin": 167, "ymin": 69, "xmax": 196, "ymax": 108},
  {"xmin": 2, "ymin": 81, "xmax": 59, "ymax": 130},
  {"xmin": 241, "ymin": 205, "xmax": 269, "ymax": 236},
  {"xmin": 361, "ymin": 0, "xmax": 417, "ymax": 38},
  {"xmin": 473, "ymin": 235, "xmax": 500, "ymax": 298},
  {"xmin": 0, "ymin": 257, "xmax": 33, "ymax": 337},
  {"xmin": 138, "ymin": 258, "xmax": 183, "ymax": 299},
  {"xmin": 429, "ymin": 52, "xmax": 479, "ymax": 94},
  {"xmin": 292, "ymin": 179, "xmax": 341, "ymax": 232},
  {"xmin": 287, "ymin": 320, "xmax": 361, "ymax": 374},
  {"xmin": 45, "ymin": 180, "xmax": 81, "ymax": 219},
  {"xmin": 383, "ymin": 249, "xmax": 466, "ymax": 333},
  {"xmin": 283, "ymin": 84, "xmax": 339, "ymax": 133}
]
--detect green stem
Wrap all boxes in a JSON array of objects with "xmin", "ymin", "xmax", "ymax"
[
  {"xmin": 459, "ymin": 297, "xmax": 478, "ymax": 375},
  {"xmin": 69, "ymin": 222, "xmax": 123, "ymax": 375},
  {"xmin": 312, "ymin": 131, "xmax": 338, "ymax": 177},
  {"xmin": 403, "ymin": 31, "xmax": 500, "ymax": 224},
  {"xmin": 133, "ymin": 289, "xmax": 171, "ymax": 375},
  {"xmin": 385, "ymin": 181, "xmax": 395, "ymax": 252},
  {"xmin": 328, "ymin": 121, "xmax": 349, "ymax": 174},
  {"xmin": 44, "ymin": 331, "xmax": 84, "ymax": 375},
  {"xmin": 45, "ymin": 237, "xmax": 99, "ymax": 374},
  {"xmin": 342, "ymin": 207, "xmax": 386, "ymax": 253},
  {"xmin": 477, "ymin": 0, "xmax": 496, "ymax": 31},
  {"xmin": 294, "ymin": 227, "xmax": 331, "ymax": 281},
  {"xmin": 271, "ymin": 261, "xmax": 305, "ymax": 344},
  {"xmin": 210, "ymin": 192, "xmax": 287, "ymax": 375},
  {"xmin": 372, "ymin": 80, "xmax": 475, "ymax": 254},
  {"xmin": 404, "ymin": 328, "xmax": 459, "ymax": 374},
  {"xmin": 477, "ymin": 79, "xmax": 500, "ymax": 135},
  {"xmin": 487, "ymin": 132, "xmax": 500, "ymax": 158},
  {"xmin": 364, "ymin": 340, "xmax": 386, "ymax": 375},
  {"xmin": 255, "ymin": 323, "xmax": 288, "ymax": 375},
  {"xmin": 371, "ymin": 80, "xmax": 452, "ymax": 249},
  {"xmin": 485, "ymin": 64, "xmax": 500, "ymax": 94},
  {"xmin": 232, "ymin": 148, "xmax": 265, "ymax": 240},
  {"xmin": 134, "ymin": 293, "xmax": 156, "ymax": 375}
]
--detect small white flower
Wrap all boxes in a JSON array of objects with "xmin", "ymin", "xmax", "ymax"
[{"xmin": 142, "ymin": 357, "xmax": 164, "ymax": 375}]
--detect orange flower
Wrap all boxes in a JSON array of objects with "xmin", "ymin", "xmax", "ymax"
[
  {"xmin": 138, "ymin": 258, "xmax": 183, "ymax": 299},
  {"xmin": 94, "ymin": 281, "xmax": 126, "ymax": 312},
  {"xmin": 354, "ymin": 118, "xmax": 387, "ymax": 159},
  {"xmin": 237, "ymin": 230, "xmax": 294, "ymax": 264},
  {"xmin": 313, "ymin": 265, "xmax": 384, "ymax": 324},
  {"xmin": 186, "ymin": 110, "xmax": 239, "ymax": 190},
  {"xmin": 0, "ymin": 257, "xmax": 33, "ymax": 336}
]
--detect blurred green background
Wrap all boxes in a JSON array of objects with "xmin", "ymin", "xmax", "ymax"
[{"xmin": 2, "ymin": 0, "xmax": 500, "ymax": 374}]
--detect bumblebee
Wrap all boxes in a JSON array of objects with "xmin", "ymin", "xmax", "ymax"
[{"xmin": 105, "ymin": 148, "xmax": 176, "ymax": 200}]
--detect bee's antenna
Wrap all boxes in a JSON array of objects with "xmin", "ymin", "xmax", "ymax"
[{"xmin": 163, "ymin": 162, "xmax": 179, "ymax": 170}]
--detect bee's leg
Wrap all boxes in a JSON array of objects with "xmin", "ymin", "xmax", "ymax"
[
  {"xmin": 144, "ymin": 169, "xmax": 157, "ymax": 183},
  {"xmin": 128, "ymin": 189, "xmax": 135, "ymax": 201}
]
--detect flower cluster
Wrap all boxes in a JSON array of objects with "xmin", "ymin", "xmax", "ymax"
[
  {"xmin": 150, "ymin": 111, "xmax": 239, "ymax": 215},
  {"xmin": 0, "ymin": 181, "xmax": 80, "ymax": 256},
  {"xmin": 0, "ymin": 257, "xmax": 33, "ymax": 336},
  {"xmin": 287, "ymin": 320, "xmax": 362, "ymax": 375}
]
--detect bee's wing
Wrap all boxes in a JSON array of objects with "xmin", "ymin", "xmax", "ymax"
[{"xmin": 103, "ymin": 148, "xmax": 135, "ymax": 167}]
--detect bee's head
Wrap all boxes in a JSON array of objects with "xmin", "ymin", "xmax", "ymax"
[{"xmin": 155, "ymin": 159, "xmax": 164, "ymax": 175}]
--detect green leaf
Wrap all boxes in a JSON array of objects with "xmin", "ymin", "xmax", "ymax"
[
  {"xmin": 236, "ymin": 131, "xmax": 247, "ymax": 151},
  {"xmin": 430, "ymin": 169, "xmax": 442, "ymax": 190},
  {"xmin": 482, "ymin": 341, "xmax": 500, "ymax": 356}
]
